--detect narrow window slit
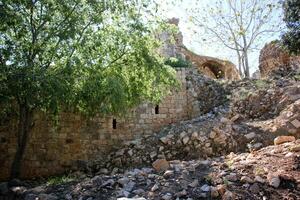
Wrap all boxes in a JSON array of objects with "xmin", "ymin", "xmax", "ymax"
[
  {"xmin": 112, "ymin": 119, "xmax": 117, "ymax": 129},
  {"xmin": 155, "ymin": 105, "xmax": 159, "ymax": 114}
]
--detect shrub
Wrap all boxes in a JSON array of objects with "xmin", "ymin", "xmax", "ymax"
[{"xmin": 165, "ymin": 57, "xmax": 193, "ymax": 68}]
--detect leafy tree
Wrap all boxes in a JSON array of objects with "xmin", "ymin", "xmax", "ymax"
[
  {"xmin": 282, "ymin": 0, "xmax": 300, "ymax": 54},
  {"xmin": 0, "ymin": 0, "xmax": 178, "ymax": 179},
  {"xmin": 189, "ymin": 0, "xmax": 283, "ymax": 78}
]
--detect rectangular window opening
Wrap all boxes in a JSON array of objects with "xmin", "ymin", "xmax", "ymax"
[
  {"xmin": 112, "ymin": 119, "xmax": 117, "ymax": 129},
  {"xmin": 155, "ymin": 105, "xmax": 159, "ymax": 114}
]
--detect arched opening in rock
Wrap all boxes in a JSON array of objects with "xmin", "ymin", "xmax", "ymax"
[{"xmin": 201, "ymin": 61, "xmax": 225, "ymax": 79}]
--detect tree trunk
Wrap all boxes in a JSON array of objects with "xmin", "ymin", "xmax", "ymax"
[
  {"xmin": 10, "ymin": 103, "xmax": 33, "ymax": 179},
  {"xmin": 243, "ymin": 49, "xmax": 250, "ymax": 78},
  {"xmin": 236, "ymin": 51, "xmax": 244, "ymax": 78},
  {"xmin": 242, "ymin": 35, "xmax": 250, "ymax": 78}
]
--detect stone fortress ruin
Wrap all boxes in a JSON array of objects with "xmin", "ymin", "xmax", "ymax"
[{"xmin": 0, "ymin": 18, "xmax": 241, "ymax": 180}]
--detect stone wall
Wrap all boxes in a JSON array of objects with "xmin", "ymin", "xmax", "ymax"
[
  {"xmin": 259, "ymin": 42, "xmax": 300, "ymax": 77},
  {"xmin": 0, "ymin": 68, "xmax": 224, "ymax": 181},
  {"xmin": 158, "ymin": 18, "xmax": 240, "ymax": 80}
]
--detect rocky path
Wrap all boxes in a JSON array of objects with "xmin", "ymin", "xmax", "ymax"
[{"xmin": 2, "ymin": 138, "xmax": 299, "ymax": 200}]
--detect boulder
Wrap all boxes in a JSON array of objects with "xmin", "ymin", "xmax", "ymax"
[
  {"xmin": 274, "ymin": 136, "xmax": 296, "ymax": 145},
  {"xmin": 152, "ymin": 159, "xmax": 170, "ymax": 172}
]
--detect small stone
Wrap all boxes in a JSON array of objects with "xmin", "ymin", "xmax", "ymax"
[
  {"xmin": 216, "ymin": 184, "xmax": 226, "ymax": 195},
  {"xmin": 116, "ymin": 190, "xmax": 130, "ymax": 198},
  {"xmin": 249, "ymin": 183, "xmax": 260, "ymax": 194},
  {"xmin": 252, "ymin": 143, "xmax": 263, "ymax": 149},
  {"xmin": 25, "ymin": 194, "xmax": 38, "ymax": 200},
  {"xmin": 222, "ymin": 190, "xmax": 234, "ymax": 200},
  {"xmin": 267, "ymin": 173, "xmax": 280, "ymax": 188},
  {"xmin": 151, "ymin": 184, "xmax": 159, "ymax": 192},
  {"xmin": 191, "ymin": 132, "xmax": 198, "ymax": 139},
  {"xmin": 127, "ymin": 149, "xmax": 133, "ymax": 156},
  {"xmin": 231, "ymin": 114, "xmax": 240, "ymax": 122},
  {"xmin": 290, "ymin": 144, "xmax": 300, "ymax": 152},
  {"xmin": 220, "ymin": 117, "xmax": 229, "ymax": 123},
  {"xmin": 182, "ymin": 136, "xmax": 190, "ymax": 145},
  {"xmin": 285, "ymin": 152, "xmax": 294, "ymax": 157},
  {"xmin": 240, "ymin": 176, "xmax": 253, "ymax": 183},
  {"xmin": 226, "ymin": 173, "xmax": 238, "ymax": 182},
  {"xmin": 38, "ymin": 193, "xmax": 58, "ymax": 200},
  {"xmin": 99, "ymin": 168, "xmax": 109, "ymax": 174},
  {"xmin": 274, "ymin": 136, "xmax": 296, "ymax": 145},
  {"xmin": 254, "ymin": 176, "xmax": 265, "ymax": 183},
  {"xmin": 176, "ymin": 190, "xmax": 187, "ymax": 197},
  {"xmin": 152, "ymin": 159, "xmax": 169, "ymax": 172},
  {"xmin": 180, "ymin": 131, "xmax": 188, "ymax": 139},
  {"xmin": 10, "ymin": 186, "xmax": 26, "ymax": 194},
  {"xmin": 189, "ymin": 179, "xmax": 199, "ymax": 188},
  {"xmin": 209, "ymin": 131, "xmax": 217, "ymax": 139},
  {"xmin": 118, "ymin": 177, "xmax": 129, "ymax": 186},
  {"xmin": 132, "ymin": 189, "xmax": 145, "ymax": 195},
  {"xmin": 162, "ymin": 193, "xmax": 172, "ymax": 200},
  {"xmin": 101, "ymin": 179, "xmax": 115, "ymax": 188},
  {"xmin": 91, "ymin": 176, "xmax": 103, "ymax": 186},
  {"xmin": 245, "ymin": 132, "xmax": 256, "ymax": 140},
  {"xmin": 124, "ymin": 181, "xmax": 135, "ymax": 192},
  {"xmin": 160, "ymin": 137, "xmax": 169, "ymax": 144},
  {"xmin": 163, "ymin": 170, "xmax": 174, "ymax": 178},
  {"xmin": 200, "ymin": 184, "xmax": 211, "ymax": 192},
  {"xmin": 118, "ymin": 198, "xmax": 146, "ymax": 200},
  {"xmin": 291, "ymin": 119, "xmax": 300, "ymax": 128},
  {"xmin": 210, "ymin": 187, "xmax": 219, "ymax": 198},
  {"xmin": 116, "ymin": 149, "xmax": 125, "ymax": 156},
  {"xmin": 65, "ymin": 194, "xmax": 72, "ymax": 200},
  {"xmin": 150, "ymin": 151, "xmax": 157, "ymax": 159}
]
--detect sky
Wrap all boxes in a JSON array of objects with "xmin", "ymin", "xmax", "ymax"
[{"xmin": 154, "ymin": 0, "xmax": 284, "ymax": 75}]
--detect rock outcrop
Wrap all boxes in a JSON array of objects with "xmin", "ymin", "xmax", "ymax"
[
  {"xmin": 159, "ymin": 18, "xmax": 240, "ymax": 80},
  {"xmin": 259, "ymin": 41, "xmax": 300, "ymax": 78}
]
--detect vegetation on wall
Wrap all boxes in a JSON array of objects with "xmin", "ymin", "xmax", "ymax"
[
  {"xmin": 0, "ymin": 0, "xmax": 178, "ymax": 179},
  {"xmin": 164, "ymin": 56, "xmax": 193, "ymax": 68}
]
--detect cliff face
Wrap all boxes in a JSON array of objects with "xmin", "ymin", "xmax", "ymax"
[
  {"xmin": 159, "ymin": 18, "xmax": 240, "ymax": 80},
  {"xmin": 259, "ymin": 42, "xmax": 300, "ymax": 77}
]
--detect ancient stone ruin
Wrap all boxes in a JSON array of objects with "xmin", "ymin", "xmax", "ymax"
[
  {"xmin": 158, "ymin": 18, "xmax": 240, "ymax": 80},
  {"xmin": 259, "ymin": 41, "xmax": 300, "ymax": 78},
  {"xmin": 1, "ymin": 19, "xmax": 300, "ymax": 200}
]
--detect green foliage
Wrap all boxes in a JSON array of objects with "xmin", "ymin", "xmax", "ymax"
[
  {"xmin": 0, "ymin": 0, "xmax": 179, "ymax": 118},
  {"xmin": 282, "ymin": 0, "xmax": 300, "ymax": 54},
  {"xmin": 46, "ymin": 175, "xmax": 75, "ymax": 186},
  {"xmin": 253, "ymin": 80, "xmax": 269, "ymax": 89},
  {"xmin": 164, "ymin": 57, "xmax": 193, "ymax": 68}
]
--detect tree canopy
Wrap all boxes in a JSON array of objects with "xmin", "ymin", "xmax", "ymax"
[
  {"xmin": 282, "ymin": 0, "xmax": 300, "ymax": 54},
  {"xmin": 189, "ymin": 0, "xmax": 283, "ymax": 78},
  {"xmin": 0, "ymin": 0, "xmax": 178, "ymax": 178},
  {"xmin": 0, "ymin": 0, "xmax": 178, "ymax": 117}
]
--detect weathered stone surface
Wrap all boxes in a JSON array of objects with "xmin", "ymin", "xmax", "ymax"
[
  {"xmin": 245, "ymin": 132, "xmax": 256, "ymax": 140},
  {"xmin": 290, "ymin": 144, "xmax": 300, "ymax": 152},
  {"xmin": 267, "ymin": 173, "xmax": 280, "ymax": 188},
  {"xmin": 152, "ymin": 159, "xmax": 170, "ymax": 172},
  {"xmin": 159, "ymin": 18, "xmax": 240, "ymax": 80},
  {"xmin": 291, "ymin": 119, "xmax": 300, "ymax": 128},
  {"xmin": 274, "ymin": 136, "xmax": 296, "ymax": 145},
  {"xmin": 259, "ymin": 42, "xmax": 300, "ymax": 78}
]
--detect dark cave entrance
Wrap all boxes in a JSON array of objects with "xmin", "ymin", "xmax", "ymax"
[{"xmin": 202, "ymin": 61, "xmax": 225, "ymax": 79}]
